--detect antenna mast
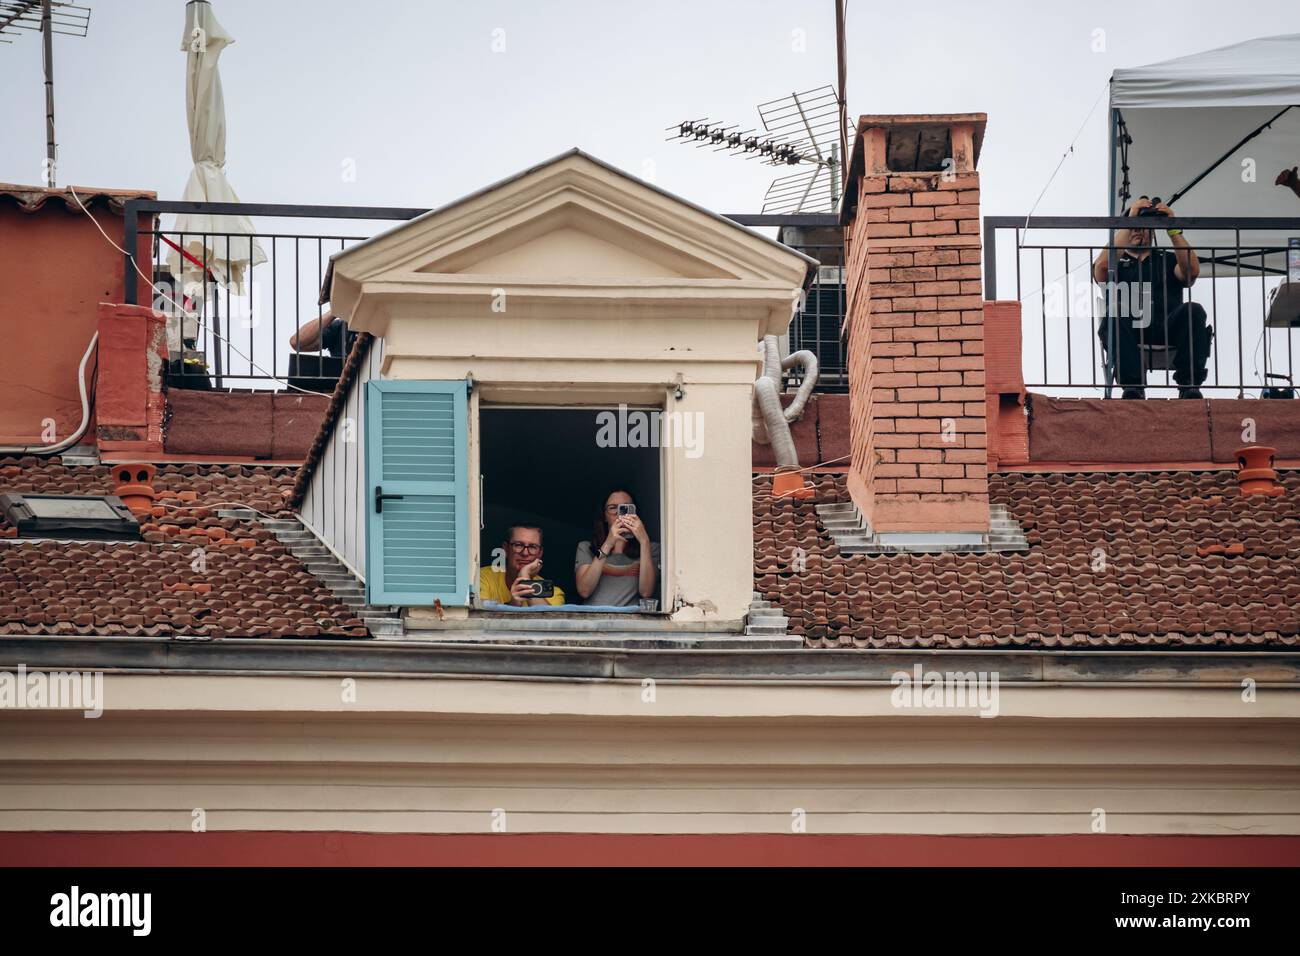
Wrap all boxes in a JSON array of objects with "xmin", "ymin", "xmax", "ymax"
[
  {"xmin": 668, "ymin": 86, "xmax": 853, "ymax": 214},
  {"xmin": 0, "ymin": 0, "xmax": 92, "ymax": 187}
]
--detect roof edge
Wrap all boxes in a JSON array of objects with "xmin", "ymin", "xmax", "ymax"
[
  {"xmin": 322, "ymin": 148, "xmax": 817, "ymax": 302},
  {"xmin": 0, "ymin": 183, "xmax": 157, "ymax": 216},
  {"xmin": 290, "ymin": 332, "xmax": 375, "ymax": 507}
]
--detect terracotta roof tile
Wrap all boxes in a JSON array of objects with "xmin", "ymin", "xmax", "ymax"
[
  {"xmin": 755, "ymin": 469, "xmax": 1300, "ymax": 649},
  {"xmin": 0, "ymin": 183, "xmax": 156, "ymax": 216},
  {"xmin": 5, "ymin": 451, "xmax": 1294, "ymax": 649},
  {"xmin": 0, "ymin": 456, "xmax": 368, "ymax": 639}
]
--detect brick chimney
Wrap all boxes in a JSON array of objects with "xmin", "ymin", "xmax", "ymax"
[
  {"xmin": 843, "ymin": 113, "xmax": 989, "ymax": 535},
  {"xmin": 95, "ymin": 302, "xmax": 168, "ymax": 456}
]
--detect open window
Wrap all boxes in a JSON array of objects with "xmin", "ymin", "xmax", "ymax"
[{"xmin": 479, "ymin": 406, "xmax": 662, "ymax": 611}]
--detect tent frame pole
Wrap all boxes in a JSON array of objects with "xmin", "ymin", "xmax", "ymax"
[
  {"xmin": 1104, "ymin": 106, "xmax": 1121, "ymax": 399},
  {"xmin": 1167, "ymin": 105, "xmax": 1295, "ymax": 206}
]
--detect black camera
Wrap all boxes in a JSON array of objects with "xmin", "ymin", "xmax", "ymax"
[{"xmin": 520, "ymin": 578, "xmax": 555, "ymax": 599}]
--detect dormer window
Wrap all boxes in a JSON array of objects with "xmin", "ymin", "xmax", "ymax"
[{"xmin": 295, "ymin": 150, "xmax": 814, "ymax": 629}]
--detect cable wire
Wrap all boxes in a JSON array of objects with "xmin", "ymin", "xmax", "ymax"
[{"xmin": 66, "ymin": 186, "xmax": 317, "ymax": 395}]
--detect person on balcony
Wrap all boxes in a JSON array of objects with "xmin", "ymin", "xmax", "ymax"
[
  {"xmin": 1092, "ymin": 197, "xmax": 1208, "ymax": 399},
  {"xmin": 288, "ymin": 309, "xmax": 355, "ymax": 358},
  {"xmin": 1277, "ymin": 166, "xmax": 1300, "ymax": 200},
  {"xmin": 575, "ymin": 490, "xmax": 659, "ymax": 607},
  {"xmin": 479, "ymin": 525, "xmax": 566, "ymax": 607}
]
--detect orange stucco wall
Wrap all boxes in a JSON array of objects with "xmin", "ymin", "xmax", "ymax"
[{"xmin": 0, "ymin": 201, "xmax": 152, "ymax": 447}]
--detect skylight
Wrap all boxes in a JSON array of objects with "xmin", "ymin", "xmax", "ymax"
[{"xmin": 0, "ymin": 493, "xmax": 141, "ymax": 541}]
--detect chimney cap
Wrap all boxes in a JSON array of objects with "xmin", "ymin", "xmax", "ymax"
[
  {"xmin": 855, "ymin": 112, "xmax": 988, "ymax": 132},
  {"xmin": 855, "ymin": 112, "xmax": 987, "ymax": 170},
  {"xmin": 841, "ymin": 112, "xmax": 987, "ymax": 223}
]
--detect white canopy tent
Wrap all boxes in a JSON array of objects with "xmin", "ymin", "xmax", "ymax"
[
  {"xmin": 166, "ymin": 0, "xmax": 265, "ymax": 348},
  {"xmin": 1109, "ymin": 34, "xmax": 1300, "ymax": 274}
]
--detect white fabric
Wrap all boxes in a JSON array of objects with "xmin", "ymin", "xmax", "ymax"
[
  {"xmin": 1108, "ymin": 35, "xmax": 1300, "ymax": 269},
  {"xmin": 1111, "ymin": 34, "xmax": 1300, "ymax": 110},
  {"xmin": 168, "ymin": 1, "xmax": 265, "ymax": 307}
]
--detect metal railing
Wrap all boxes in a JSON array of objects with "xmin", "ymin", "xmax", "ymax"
[
  {"xmin": 121, "ymin": 203, "xmax": 850, "ymax": 393},
  {"xmin": 123, "ymin": 201, "xmax": 424, "ymax": 390},
  {"xmin": 789, "ymin": 255, "xmax": 847, "ymax": 393},
  {"xmin": 727, "ymin": 214, "xmax": 847, "ymax": 393},
  {"xmin": 983, "ymin": 215, "xmax": 1300, "ymax": 398}
]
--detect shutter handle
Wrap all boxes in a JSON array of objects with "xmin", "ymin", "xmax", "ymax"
[{"xmin": 375, "ymin": 485, "xmax": 404, "ymax": 513}]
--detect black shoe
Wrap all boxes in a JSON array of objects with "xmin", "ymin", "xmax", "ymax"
[
  {"xmin": 1121, "ymin": 388, "xmax": 1145, "ymax": 400},
  {"xmin": 1177, "ymin": 387, "xmax": 1204, "ymax": 399}
]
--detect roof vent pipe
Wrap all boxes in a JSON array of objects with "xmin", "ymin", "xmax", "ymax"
[
  {"xmin": 1234, "ymin": 445, "xmax": 1285, "ymax": 498},
  {"xmin": 113, "ymin": 463, "xmax": 158, "ymax": 515},
  {"xmin": 753, "ymin": 335, "xmax": 818, "ymax": 499}
]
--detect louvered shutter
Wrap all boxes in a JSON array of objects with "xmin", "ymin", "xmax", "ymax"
[{"xmin": 364, "ymin": 380, "xmax": 469, "ymax": 606}]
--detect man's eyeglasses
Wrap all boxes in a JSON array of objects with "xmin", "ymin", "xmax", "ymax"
[{"xmin": 507, "ymin": 541, "xmax": 542, "ymax": 555}]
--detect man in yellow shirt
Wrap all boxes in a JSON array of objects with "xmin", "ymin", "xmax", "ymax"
[{"xmin": 478, "ymin": 525, "xmax": 566, "ymax": 607}]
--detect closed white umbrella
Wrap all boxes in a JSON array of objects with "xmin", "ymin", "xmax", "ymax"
[{"xmin": 167, "ymin": 0, "xmax": 265, "ymax": 305}]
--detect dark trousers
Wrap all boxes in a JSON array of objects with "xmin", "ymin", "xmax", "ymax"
[{"xmin": 1098, "ymin": 301, "xmax": 1210, "ymax": 388}]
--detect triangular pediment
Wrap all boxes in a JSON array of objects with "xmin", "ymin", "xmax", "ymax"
[
  {"xmin": 418, "ymin": 201, "xmax": 734, "ymax": 280},
  {"xmin": 327, "ymin": 150, "xmax": 813, "ymax": 322}
]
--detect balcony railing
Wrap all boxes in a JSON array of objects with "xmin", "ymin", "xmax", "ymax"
[
  {"xmin": 789, "ymin": 255, "xmax": 847, "ymax": 393},
  {"xmin": 728, "ymin": 214, "xmax": 847, "ymax": 394},
  {"xmin": 122, "ymin": 201, "xmax": 424, "ymax": 391},
  {"xmin": 122, "ymin": 203, "xmax": 849, "ymax": 394},
  {"xmin": 983, "ymin": 215, "xmax": 1300, "ymax": 398}
]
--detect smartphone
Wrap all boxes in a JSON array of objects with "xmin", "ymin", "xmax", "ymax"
[{"xmin": 616, "ymin": 502, "xmax": 636, "ymax": 539}]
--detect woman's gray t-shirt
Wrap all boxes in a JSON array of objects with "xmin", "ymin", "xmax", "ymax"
[{"xmin": 575, "ymin": 540, "xmax": 660, "ymax": 607}]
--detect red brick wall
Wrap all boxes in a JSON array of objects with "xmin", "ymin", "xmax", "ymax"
[
  {"xmin": 95, "ymin": 303, "xmax": 167, "ymax": 455},
  {"xmin": 0, "ymin": 200, "xmax": 152, "ymax": 447},
  {"xmin": 984, "ymin": 300, "xmax": 1029, "ymax": 467},
  {"xmin": 845, "ymin": 125, "xmax": 990, "ymax": 533}
]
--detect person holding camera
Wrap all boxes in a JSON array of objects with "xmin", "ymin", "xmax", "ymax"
[
  {"xmin": 478, "ymin": 525, "xmax": 566, "ymax": 607},
  {"xmin": 575, "ymin": 490, "xmax": 659, "ymax": 607},
  {"xmin": 1091, "ymin": 196, "xmax": 1208, "ymax": 399}
]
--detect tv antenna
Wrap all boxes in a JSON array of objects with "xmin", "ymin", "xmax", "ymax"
[
  {"xmin": 0, "ymin": 0, "xmax": 92, "ymax": 187},
  {"xmin": 667, "ymin": 86, "xmax": 852, "ymax": 214}
]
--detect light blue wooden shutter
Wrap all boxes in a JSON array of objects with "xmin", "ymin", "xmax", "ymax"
[{"xmin": 365, "ymin": 380, "xmax": 469, "ymax": 606}]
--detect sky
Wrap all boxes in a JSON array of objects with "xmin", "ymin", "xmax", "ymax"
[
  {"xmin": 3, "ymin": 0, "xmax": 1299, "ymax": 394},
  {"xmin": 4, "ymin": 0, "xmax": 1300, "ymax": 219}
]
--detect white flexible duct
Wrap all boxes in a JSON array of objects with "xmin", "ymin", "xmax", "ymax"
[
  {"xmin": 781, "ymin": 348, "xmax": 819, "ymax": 423},
  {"xmin": 752, "ymin": 335, "xmax": 819, "ymax": 469},
  {"xmin": 0, "ymin": 332, "xmax": 98, "ymax": 456}
]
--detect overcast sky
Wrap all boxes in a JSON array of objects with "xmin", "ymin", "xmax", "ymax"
[{"xmin": 4, "ymin": 0, "xmax": 1300, "ymax": 221}]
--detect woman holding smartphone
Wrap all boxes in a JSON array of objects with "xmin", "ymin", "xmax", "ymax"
[{"xmin": 574, "ymin": 489, "xmax": 659, "ymax": 607}]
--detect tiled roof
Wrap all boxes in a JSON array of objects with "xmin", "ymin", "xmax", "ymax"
[
  {"xmin": 4, "ymin": 451, "xmax": 1295, "ymax": 648},
  {"xmin": 0, "ymin": 183, "xmax": 156, "ymax": 215},
  {"xmin": 0, "ymin": 456, "xmax": 368, "ymax": 639},
  {"xmin": 755, "ymin": 470, "xmax": 1300, "ymax": 649}
]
